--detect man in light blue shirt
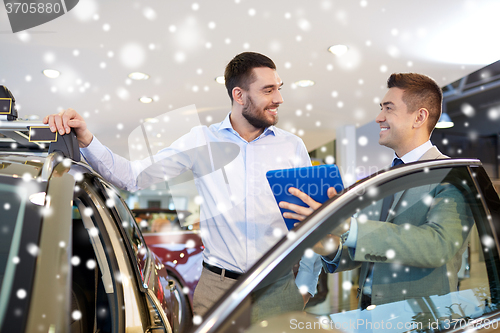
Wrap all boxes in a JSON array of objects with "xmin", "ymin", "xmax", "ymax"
[{"xmin": 45, "ymin": 52, "xmax": 322, "ymax": 320}]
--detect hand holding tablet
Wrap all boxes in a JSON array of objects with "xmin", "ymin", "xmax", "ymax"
[{"xmin": 266, "ymin": 165, "xmax": 344, "ymax": 230}]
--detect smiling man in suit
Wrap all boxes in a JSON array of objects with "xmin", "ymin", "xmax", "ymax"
[{"xmin": 279, "ymin": 72, "xmax": 474, "ymax": 309}]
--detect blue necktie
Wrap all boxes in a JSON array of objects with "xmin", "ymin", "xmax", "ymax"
[{"xmin": 392, "ymin": 157, "xmax": 404, "ymax": 167}]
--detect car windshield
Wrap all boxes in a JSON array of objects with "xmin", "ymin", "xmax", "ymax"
[
  {"xmin": 210, "ymin": 163, "xmax": 500, "ymax": 333},
  {"xmin": 0, "ymin": 178, "xmax": 45, "ymax": 328}
]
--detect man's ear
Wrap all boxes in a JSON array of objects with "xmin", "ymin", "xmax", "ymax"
[
  {"xmin": 232, "ymin": 87, "xmax": 245, "ymax": 106},
  {"xmin": 413, "ymin": 108, "xmax": 429, "ymax": 129}
]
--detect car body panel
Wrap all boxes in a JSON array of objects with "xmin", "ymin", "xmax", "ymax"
[{"xmin": 25, "ymin": 172, "xmax": 74, "ymax": 333}]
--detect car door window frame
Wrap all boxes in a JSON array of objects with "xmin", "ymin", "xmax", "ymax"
[
  {"xmin": 75, "ymin": 179, "xmax": 126, "ymax": 333},
  {"xmin": 91, "ymin": 177, "xmax": 152, "ymax": 292}
]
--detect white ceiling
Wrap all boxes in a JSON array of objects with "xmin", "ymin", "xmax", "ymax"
[{"xmin": 1, "ymin": 0, "xmax": 500, "ymax": 158}]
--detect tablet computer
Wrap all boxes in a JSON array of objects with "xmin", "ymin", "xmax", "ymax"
[{"xmin": 266, "ymin": 164, "xmax": 344, "ymax": 230}]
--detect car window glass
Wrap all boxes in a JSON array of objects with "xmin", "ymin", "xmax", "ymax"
[
  {"xmin": 0, "ymin": 184, "xmax": 23, "ymax": 323},
  {"xmin": 101, "ymin": 184, "xmax": 148, "ymax": 281},
  {"xmin": 216, "ymin": 165, "xmax": 500, "ymax": 332},
  {"xmin": 0, "ymin": 178, "xmax": 45, "ymax": 333}
]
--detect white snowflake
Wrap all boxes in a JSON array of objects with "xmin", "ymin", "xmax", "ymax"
[
  {"xmin": 304, "ymin": 248, "xmax": 314, "ymax": 258},
  {"xmin": 357, "ymin": 214, "xmax": 368, "ymax": 223},
  {"xmin": 193, "ymin": 315, "xmax": 203, "ymax": 325},
  {"xmin": 342, "ymin": 281, "xmax": 352, "ymax": 290},
  {"xmin": 17, "ymin": 289, "xmax": 27, "ymax": 299},
  {"xmin": 143, "ymin": 7, "xmax": 157, "ymax": 20},
  {"xmin": 72, "ymin": 310, "xmax": 82, "ymax": 320},
  {"xmin": 273, "ymin": 228, "xmax": 283, "ymax": 238},
  {"xmin": 358, "ymin": 136, "xmax": 368, "ymax": 146},
  {"xmin": 386, "ymin": 249, "xmax": 395, "ymax": 259},
  {"xmin": 71, "ymin": 256, "xmax": 81, "ymax": 266},
  {"xmin": 488, "ymin": 108, "xmax": 499, "ymax": 120},
  {"xmin": 298, "ymin": 285, "xmax": 309, "ymax": 295},
  {"xmin": 86, "ymin": 259, "xmax": 96, "ymax": 270},
  {"xmin": 27, "ymin": 243, "xmax": 39, "ymax": 257},
  {"xmin": 461, "ymin": 103, "xmax": 475, "ymax": 117},
  {"xmin": 482, "ymin": 235, "xmax": 495, "ymax": 248}
]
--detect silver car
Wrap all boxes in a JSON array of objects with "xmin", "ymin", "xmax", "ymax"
[{"xmin": 0, "ymin": 145, "xmax": 182, "ymax": 332}]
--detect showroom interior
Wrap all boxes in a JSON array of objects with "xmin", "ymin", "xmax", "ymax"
[
  {"xmin": 1, "ymin": 1, "xmax": 500, "ymax": 332},
  {"xmin": 2, "ymin": 0, "xmax": 499, "ymax": 223}
]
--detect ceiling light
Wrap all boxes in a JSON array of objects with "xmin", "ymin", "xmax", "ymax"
[
  {"xmin": 144, "ymin": 118, "xmax": 159, "ymax": 123},
  {"xmin": 215, "ymin": 76, "xmax": 225, "ymax": 84},
  {"xmin": 29, "ymin": 192, "xmax": 46, "ymax": 206},
  {"xmin": 328, "ymin": 44, "xmax": 349, "ymax": 56},
  {"xmin": 42, "ymin": 69, "xmax": 60, "ymax": 79},
  {"xmin": 294, "ymin": 80, "xmax": 315, "ymax": 88},
  {"xmin": 139, "ymin": 96, "xmax": 153, "ymax": 104},
  {"xmin": 435, "ymin": 112, "xmax": 454, "ymax": 129},
  {"xmin": 128, "ymin": 72, "xmax": 150, "ymax": 80}
]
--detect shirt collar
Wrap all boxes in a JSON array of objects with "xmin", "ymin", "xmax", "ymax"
[
  {"xmin": 217, "ymin": 112, "xmax": 234, "ymax": 132},
  {"xmin": 217, "ymin": 112, "xmax": 277, "ymax": 138},
  {"xmin": 396, "ymin": 140, "xmax": 433, "ymax": 164}
]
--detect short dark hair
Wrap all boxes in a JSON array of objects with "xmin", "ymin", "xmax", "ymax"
[
  {"xmin": 224, "ymin": 52, "xmax": 276, "ymax": 103},
  {"xmin": 387, "ymin": 73, "xmax": 443, "ymax": 133}
]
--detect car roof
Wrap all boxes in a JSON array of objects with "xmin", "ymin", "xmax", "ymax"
[
  {"xmin": 0, "ymin": 152, "xmax": 95, "ymax": 181},
  {"xmin": 0, "ymin": 153, "xmax": 46, "ymax": 178}
]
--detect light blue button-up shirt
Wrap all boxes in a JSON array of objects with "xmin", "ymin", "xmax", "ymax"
[{"xmin": 81, "ymin": 112, "xmax": 321, "ymax": 294}]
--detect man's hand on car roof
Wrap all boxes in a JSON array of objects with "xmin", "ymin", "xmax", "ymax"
[{"xmin": 44, "ymin": 108, "xmax": 94, "ymax": 148}]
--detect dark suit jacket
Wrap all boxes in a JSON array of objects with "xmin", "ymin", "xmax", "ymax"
[{"xmin": 324, "ymin": 147, "xmax": 474, "ymax": 306}]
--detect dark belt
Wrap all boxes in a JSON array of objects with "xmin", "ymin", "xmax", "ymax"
[
  {"xmin": 358, "ymin": 288, "xmax": 372, "ymax": 310},
  {"xmin": 203, "ymin": 261, "xmax": 242, "ymax": 280}
]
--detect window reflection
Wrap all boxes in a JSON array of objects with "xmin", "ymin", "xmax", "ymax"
[{"xmin": 222, "ymin": 166, "xmax": 500, "ymax": 333}]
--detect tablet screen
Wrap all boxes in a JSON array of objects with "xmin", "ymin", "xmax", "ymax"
[{"xmin": 266, "ymin": 164, "xmax": 344, "ymax": 230}]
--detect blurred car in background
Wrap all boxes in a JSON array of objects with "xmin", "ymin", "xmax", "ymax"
[{"xmin": 133, "ymin": 208, "xmax": 204, "ymax": 329}]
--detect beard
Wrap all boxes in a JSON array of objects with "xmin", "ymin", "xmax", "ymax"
[{"xmin": 242, "ymin": 95, "xmax": 279, "ymax": 129}]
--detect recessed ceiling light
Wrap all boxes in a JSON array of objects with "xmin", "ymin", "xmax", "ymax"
[
  {"xmin": 144, "ymin": 118, "xmax": 159, "ymax": 123},
  {"xmin": 42, "ymin": 69, "xmax": 60, "ymax": 79},
  {"xmin": 128, "ymin": 72, "xmax": 150, "ymax": 80},
  {"xmin": 215, "ymin": 76, "xmax": 225, "ymax": 84},
  {"xmin": 29, "ymin": 192, "xmax": 46, "ymax": 206},
  {"xmin": 139, "ymin": 96, "xmax": 153, "ymax": 103},
  {"xmin": 328, "ymin": 44, "xmax": 349, "ymax": 56},
  {"xmin": 294, "ymin": 79, "xmax": 315, "ymax": 88}
]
